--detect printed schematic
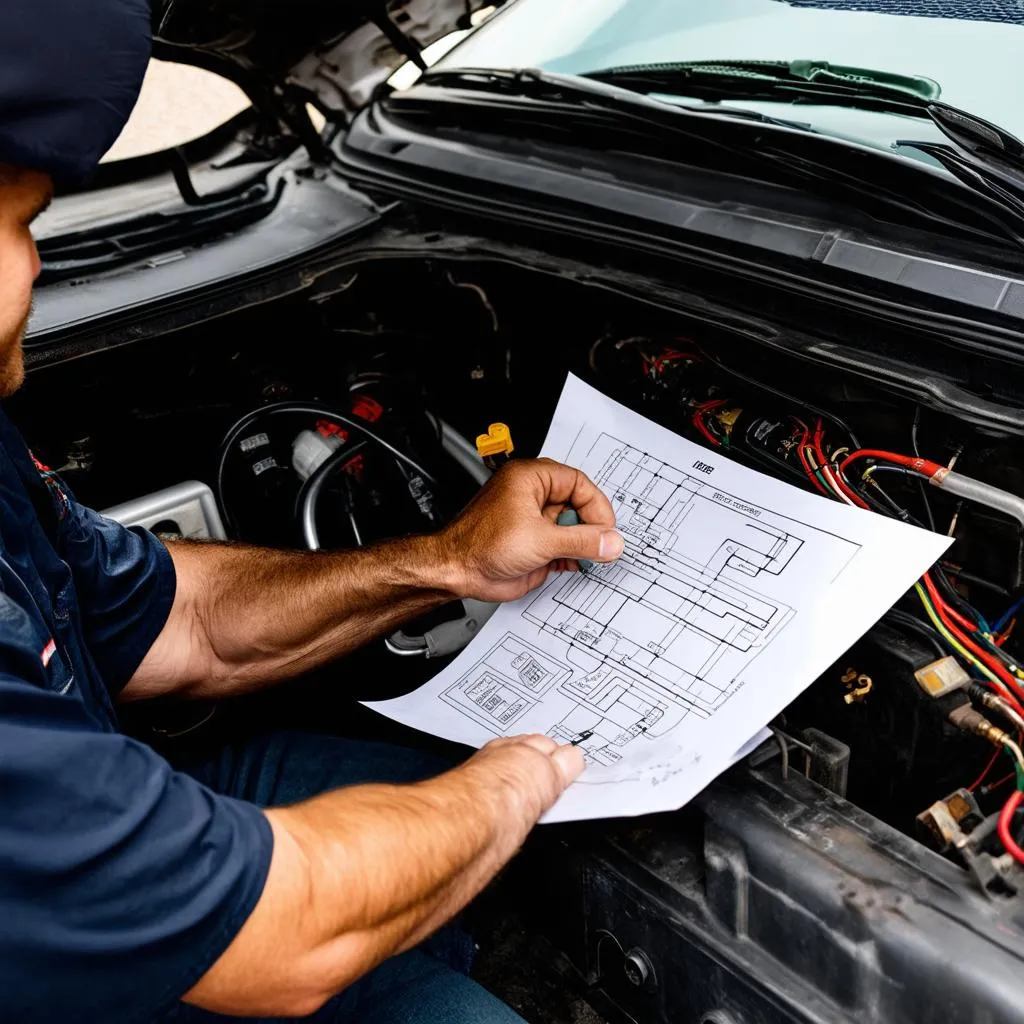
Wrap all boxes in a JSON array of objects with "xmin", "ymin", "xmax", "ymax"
[
  {"xmin": 369, "ymin": 373, "xmax": 950, "ymax": 821},
  {"xmin": 440, "ymin": 433, "xmax": 857, "ymax": 767}
]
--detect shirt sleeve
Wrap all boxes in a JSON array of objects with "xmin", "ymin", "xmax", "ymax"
[
  {"xmin": 0, "ymin": 660, "xmax": 273, "ymax": 1021},
  {"xmin": 57, "ymin": 497, "xmax": 177, "ymax": 694}
]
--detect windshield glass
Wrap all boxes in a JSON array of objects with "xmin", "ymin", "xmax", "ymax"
[{"xmin": 432, "ymin": 0, "xmax": 1024, "ymax": 163}]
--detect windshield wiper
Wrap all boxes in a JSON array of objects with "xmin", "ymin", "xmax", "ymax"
[
  {"xmin": 585, "ymin": 59, "xmax": 941, "ymax": 116},
  {"xmin": 584, "ymin": 60, "xmax": 1024, "ymax": 232},
  {"xmin": 898, "ymin": 102, "xmax": 1024, "ymax": 223},
  {"xmin": 417, "ymin": 67, "xmax": 818, "ymax": 133}
]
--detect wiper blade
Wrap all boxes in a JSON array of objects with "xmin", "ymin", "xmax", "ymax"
[
  {"xmin": 584, "ymin": 61, "xmax": 1024, "ymax": 240},
  {"xmin": 912, "ymin": 101, "xmax": 1024, "ymax": 180},
  {"xmin": 418, "ymin": 67, "xmax": 818, "ymax": 133},
  {"xmin": 585, "ymin": 59, "xmax": 941, "ymax": 116},
  {"xmin": 586, "ymin": 60, "xmax": 1024, "ymax": 181},
  {"xmin": 897, "ymin": 103, "xmax": 1024, "ymax": 221}
]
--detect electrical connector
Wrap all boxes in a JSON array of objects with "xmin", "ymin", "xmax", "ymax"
[
  {"xmin": 968, "ymin": 683, "xmax": 1024, "ymax": 735},
  {"xmin": 475, "ymin": 423, "xmax": 514, "ymax": 469},
  {"xmin": 947, "ymin": 704, "xmax": 1012, "ymax": 748},
  {"xmin": 914, "ymin": 656, "xmax": 970, "ymax": 699}
]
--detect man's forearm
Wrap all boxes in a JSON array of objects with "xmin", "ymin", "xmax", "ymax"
[
  {"xmin": 125, "ymin": 458, "xmax": 624, "ymax": 702},
  {"xmin": 183, "ymin": 740, "xmax": 566, "ymax": 1017},
  {"xmin": 125, "ymin": 535, "xmax": 457, "ymax": 701}
]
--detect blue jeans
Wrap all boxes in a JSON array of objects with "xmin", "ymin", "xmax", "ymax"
[{"xmin": 162, "ymin": 731, "xmax": 525, "ymax": 1024}]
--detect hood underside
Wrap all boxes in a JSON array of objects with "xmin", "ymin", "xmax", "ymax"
[{"xmin": 153, "ymin": 0, "xmax": 502, "ymax": 118}]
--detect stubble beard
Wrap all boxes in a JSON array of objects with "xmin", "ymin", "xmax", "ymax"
[{"xmin": 0, "ymin": 307, "xmax": 28, "ymax": 399}]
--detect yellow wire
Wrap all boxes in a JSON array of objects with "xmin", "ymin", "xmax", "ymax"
[{"xmin": 913, "ymin": 582, "xmax": 1005, "ymax": 688}]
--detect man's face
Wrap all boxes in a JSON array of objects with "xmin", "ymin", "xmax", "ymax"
[{"xmin": 0, "ymin": 167, "xmax": 52, "ymax": 397}]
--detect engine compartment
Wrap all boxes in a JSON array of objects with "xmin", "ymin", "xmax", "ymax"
[{"xmin": 14, "ymin": 256, "xmax": 1024, "ymax": 879}]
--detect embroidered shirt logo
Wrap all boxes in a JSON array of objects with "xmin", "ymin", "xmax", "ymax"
[
  {"xmin": 29, "ymin": 453, "xmax": 71, "ymax": 520},
  {"xmin": 41, "ymin": 638, "xmax": 57, "ymax": 667}
]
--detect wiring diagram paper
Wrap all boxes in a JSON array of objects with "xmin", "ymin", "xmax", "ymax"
[{"xmin": 365, "ymin": 375, "xmax": 952, "ymax": 822}]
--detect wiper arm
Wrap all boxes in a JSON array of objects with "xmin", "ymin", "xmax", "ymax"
[
  {"xmin": 417, "ymin": 67, "xmax": 818, "ymax": 133},
  {"xmin": 585, "ymin": 60, "xmax": 1024, "ymax": 179},
  {"xmin": 584, "ymin": 61, "xmax": 1024, "ymax": 233},
  {"xmin": 898, "ymin": 102, "xmax": 1024, "ymax": 222},
  {"xmin": 585, "ymin": 59, "xmax": 941, "ymax": 116}
]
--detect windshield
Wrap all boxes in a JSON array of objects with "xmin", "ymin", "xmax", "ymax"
[{"xmin": 432, "ymin": 0, "xmax": 1024, "ymax": 164}]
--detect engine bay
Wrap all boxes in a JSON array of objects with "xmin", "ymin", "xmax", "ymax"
[{"xmin": 15, "ymin": 256, "xmax": 1024, "ymax": 892}]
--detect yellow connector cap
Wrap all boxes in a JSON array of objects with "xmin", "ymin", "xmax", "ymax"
[{"xmin": 476, "ymin": 423, "xmax": 514, "ymax": 459}]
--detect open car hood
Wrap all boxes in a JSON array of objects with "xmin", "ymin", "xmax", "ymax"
[{"xmin": 152, "ymin": 0, "xmax": 500, "ymax": 120}]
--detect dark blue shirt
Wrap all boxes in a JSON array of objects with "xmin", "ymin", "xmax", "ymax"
[{"xmin": 0, "ymin": 409, "xmax": 273, "ymax": 1022}]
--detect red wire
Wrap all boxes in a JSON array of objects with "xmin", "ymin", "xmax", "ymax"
[
  {"xmin": 922, "ymin": 573, "xmax": 977, "ymax": 634},
  {"xmin": 692, "ymin": 413, "xmax": 721, "ymax": 447},
  {"xmin": 998, "ymin": 789, "xmax": 1024, "ymax": 865},
  {"xmin": 838, "ymin": 448, "xmax": 945, "ymax": 479},
  {"xmin": 996, "ymin": 620, "xmax": 1016, "ymax": 647},
  {"xmin": 968, "ymin": 746, "xmax": 1001, "ymax": 791},
  {"xmin": 692, "ymin": 399, "xmax": 729, "ymax": 446},
  {"xmin": 823, "ymin": 446, "xmax": 1024, "ymax": 710},
  {"xmin": 923, "ymin": 578, "xmax": 1024, "ymax": 710},
  {"xmin": 811, "ymin": 420, "xmax": 870, "ymax": 509},
  {"xmin": 982, "ymin": 771, "xmax": 1016, "ymax": 794},
  {"xmin": 790, "ymin": 419, "xmax": 831, "ymax": 497}
]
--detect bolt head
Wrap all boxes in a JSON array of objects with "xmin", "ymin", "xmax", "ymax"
[{"xmin": 623, "ymin": 948, "xmax": 653, "ymax": 987}]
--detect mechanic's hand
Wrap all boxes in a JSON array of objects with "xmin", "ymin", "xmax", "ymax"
[
  {"xmin": 461, "ymin": 734, "xmax": 586, "ymax": 843},
  {"xmin": 440, "ymin": 458, "xmax": 623, "ymax": 602}
]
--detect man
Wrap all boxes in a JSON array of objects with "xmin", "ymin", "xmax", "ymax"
[{"xmin": 0, "ymin": 2, "xmax": 626, "ymax": 1021}]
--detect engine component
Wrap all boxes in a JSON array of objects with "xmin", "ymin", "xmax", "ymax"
[
  {"xmin": 216, "ymin": 398, "xmax": 439, "ymax": 537},
  {"xmin": 917, "ymin": 787, "xmax": 984, "ymax": 854},
  {"xmin": 292, "ymin": 426, "xmax": 346, "ymax": 481},
  {"xmin": 932, "ymin": 468, "xmax": 1024, "ymax": 529}
]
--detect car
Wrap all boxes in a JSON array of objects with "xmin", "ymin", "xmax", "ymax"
[{"xmin": 16, "ymin": 2, "xmax": 1024, "ymax": 1022}]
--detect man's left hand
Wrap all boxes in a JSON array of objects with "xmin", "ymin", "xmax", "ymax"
[{"xmin": 438, "ymin": 458, "xmax": 624, "ymax": 603}]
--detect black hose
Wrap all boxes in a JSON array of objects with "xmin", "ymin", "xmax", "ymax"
[{"xmin": 215, "ymin": 402, "xmax": 438, "ymax": 535}]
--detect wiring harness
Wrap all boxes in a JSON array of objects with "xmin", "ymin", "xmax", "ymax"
[
  {"xmin": 747, "ymin": 418, "xmax": 1024, "ymax": 864},
  {"xmin": 605, "ymin": 336, "xmax": 1024, "ymax": 869}
]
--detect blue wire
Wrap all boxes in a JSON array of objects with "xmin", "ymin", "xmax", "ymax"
[{"xmin": 995, "ymin": 595, "xmax": 1024, "ymax": 634}]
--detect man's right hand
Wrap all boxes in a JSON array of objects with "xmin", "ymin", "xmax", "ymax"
[
  {"xmin": 184, "ymin": 736, "xmax": 584, "ymax": 1017},
  {"xmin": 462, "ymin": 734, "xmax": 585, "ymax": 846}
]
